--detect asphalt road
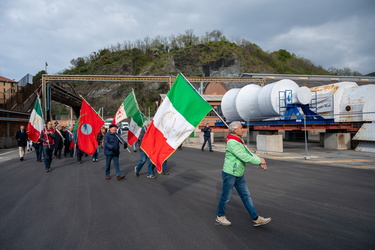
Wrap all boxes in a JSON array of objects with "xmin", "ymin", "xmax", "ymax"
[{"xmin": 0, "ymin": 144, "xmax": 374, "ymax": 250}]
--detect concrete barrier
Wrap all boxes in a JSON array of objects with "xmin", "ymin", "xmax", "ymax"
[
  {"xmin": 256, "ymin": 135, "xmax": 283, "ymax": 152},
  {"xmin": 324, "ymin": 133, "xmax": 350, "ymax": 150}
]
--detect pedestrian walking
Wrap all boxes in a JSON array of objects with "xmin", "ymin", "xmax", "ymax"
[
  {"xmin": 134, "ymin": 121, "xmax": 156, "ymax": 179},
  {"xmin": 92, "ymin": 131, "xmax": 103, "ymax": 162},
  {"xmin": 53, "ymin": 125, "xmax": 64, "ymax": 159},
  {"xmin": 216, "ymin": 121, "xmax": 271, "ymax": 227},
  {"xmin": 15, "ymin": 125, "xmax": 28, "ymax": 161},
  {"xmin": 76, "ymin": 143, "xmax": 85, "ymax": 164},
  {"xmin": 40, "ymin": 121, "xmax": 55, "ymax": 172},
  {"xmin": 161, "ymin": 160, "xmax": 170, "ymax": 175},
  {"xmin": 132, "ymin": 140, "xmax": 138, "ymax": 152},
  {"xmin": 26, "ymin": 139, "xmax": 33, "ymax": 152},
  {"xmin": 33, "ymin": 138, "xmax": 43, "ymax": 162},
  {"xmin": 104, "ymin": 124, "xmax": 127, "ymax": 180},
  {"xmin": 64, "ymin": 126, "xmax": 74, "ymax": 157},
  {"xmin": 99, "ymin": 127, "xmax": 106, "ymax": 148},
  {"xmin": 201, "ymin": 123, "xmax": 213, "ymax": 152}
]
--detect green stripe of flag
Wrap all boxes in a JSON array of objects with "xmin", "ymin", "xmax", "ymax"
[
  {"xmin": 167, "ymin": 74, "xmax": 212, "ymax": 126},
  {"xmin": 35, "ymin": 98, "xmax": 43, "ymax": 117},
  {"xmin": 132, "ymin": 110, "xmax": 146, "ymax": 127},
  {"xmin": 123, "ymin": 91, "xmax": 139, "ymax": 117}
]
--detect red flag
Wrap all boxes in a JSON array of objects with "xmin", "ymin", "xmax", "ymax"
[{"xmin": 78, "ymin": 99, "xmax": 104, "ymax": 155}]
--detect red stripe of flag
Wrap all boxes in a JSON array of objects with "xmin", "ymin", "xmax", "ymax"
[{"xmin": 140, "ymin": 120, "xmax": 174, "ymax": 172}]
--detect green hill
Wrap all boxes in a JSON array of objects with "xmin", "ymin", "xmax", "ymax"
[{"xmin": 61, "ymin": 35, "xmax": 332, "ymax": 117}]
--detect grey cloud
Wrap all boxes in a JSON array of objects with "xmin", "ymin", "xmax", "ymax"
[{"xmin": 0, "ymin": 0, "xmax": 374, "ymax": 81}]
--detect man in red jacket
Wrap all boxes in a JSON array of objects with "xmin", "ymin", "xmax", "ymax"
[{"xmin": 40, "ymin": 121, "xmax": 55, "ymax": 172}]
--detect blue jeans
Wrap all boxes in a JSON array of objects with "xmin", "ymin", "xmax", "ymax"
[
  {"xmin": 35, "ymin": 143, "xmax": 43, "ymax": 161},
  {"xmin": 92, "ymin": 146, "xmax": 100, "ymax": 160},
  {"xmin": 217, "ymin": 171, "xmax": 258, "ymax": 220},
  {"xmin": 136, "ymin": 149, "xmax": 155, "ymax": 176},
  {"xmin": 43, "ymin": 145, "xmax": 53, "ymax": 170},
  {"xmin": 105, "ymin": 155, "xmax": 122, "ymax": 176},
  {"xmin": 132, "ymin": 141, "xmax": 138, "ymax": 151},
  {"xmin": 162, "ymin": 161, "xmax": 168, "ymax": 172},
  {"xmin": 202, "ymin": 136, "xmax": 212, "ymax": 150}
]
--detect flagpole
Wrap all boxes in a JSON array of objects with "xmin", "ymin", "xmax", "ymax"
[
  {"xmin": 177, "ymin": 72, "xmax": 229, "ymax": 128},
  {"xmin": 114, "ymin": 131, "xmax": 131, "ymax": 153},
  {"xmin": 79, "ymin": 95, "xmax": 105, "ymax": 121},
  {"xmin": 138, "ymin": 110, "xmax": 151, "ymax": 122}
]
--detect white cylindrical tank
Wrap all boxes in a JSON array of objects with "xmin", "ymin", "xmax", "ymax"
[
  {"xmin": 257, "ymin": 79, "xmax": 299, "ymax": 117},
  {"xmin": 221, "ymin": 88, "xmax": 242, "ymax": 121},
  {"xmin": 236, "ymin": 84, "xmax": 264, "ymax": 121},
  {"xmin": 293, "ymin": 86, "xmax": 312, "ymax": 105},
  {"xmin": 310, "ymin": 82, "xmax": 358, "ymax": 121},
  {"xmin": 338, "ymin": 84, "xmax": 375, "ymax": 122}
]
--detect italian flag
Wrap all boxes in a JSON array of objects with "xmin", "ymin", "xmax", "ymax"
[
  {"xmin": 26, "ymin": 97, "xmax": 44, "ymax": 142},
  {"xmin": 128, "ymin": 110, "xmax": 146, "ymax": 146},
  {"xmin": 141, "ymin": 74, "xmax": 212, "ymax": 172},
  {"xmin": 112, "ymin": 90, "xmax": 139, "ymax": 125}
]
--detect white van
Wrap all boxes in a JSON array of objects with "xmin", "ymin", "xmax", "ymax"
[
  {"xmin": 121, "ymin": 122, "xmax": 129, "ymax": 130},
  {"xmin": 104, "ymin": 118, "xmax": 113, "ymax": 129}
]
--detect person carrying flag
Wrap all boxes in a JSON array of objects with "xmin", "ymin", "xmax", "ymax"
[
  {"xmin": 134, "ymin": 121, "xmax": 157, "ymax": 179},
  {"xmin": 40, "ymin": 121, "xmax": 55, "ymax": 172},
  {"xmin": 216, "ymin": 121, "xmax": 271, "ymax": 227},
  {"xmin": 104, "ymin": 124, "xmax": 127, "ymax": 180}
]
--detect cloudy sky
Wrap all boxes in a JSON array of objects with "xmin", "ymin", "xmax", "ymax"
[{"xmin": 1, "ymin": 0, "xmax": 374, "ymax": 81}]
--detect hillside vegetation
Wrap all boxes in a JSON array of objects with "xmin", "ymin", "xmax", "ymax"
[{"xmin": 59, "ymin": 30, "xmax": 357, "ymax": 117}]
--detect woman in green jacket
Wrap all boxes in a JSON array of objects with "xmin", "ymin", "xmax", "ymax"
[{"xmin": 216, "ymin": 121, "xmax": 271, "ymax": 227}]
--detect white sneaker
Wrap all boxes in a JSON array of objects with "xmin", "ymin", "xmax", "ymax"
[
  {"xmin": 216, "ymin": 216, "xmax": 232, "ymax": 226},
  {"xmin": 252, "ymin": 216, "xmax": 271, "ymax": 227}
]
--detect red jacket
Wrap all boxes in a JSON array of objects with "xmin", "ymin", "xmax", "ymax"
[{"xmin": 40, "ymin": 128, "xmax": 56, "ymax": 146}]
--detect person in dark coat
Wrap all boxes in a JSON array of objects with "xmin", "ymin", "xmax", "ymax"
[
  {"xmin": 63, "ymin": 126, "xmax": 70, "ymax": 157},
  {"xmin": 53, "ymin": 125, "xmax": 64, "ymax": 159},
  {"xmin": 33, "ymin": 138, "xmax": 43, "ymax": 162},
  {"xmin": 104, "ymin": 124, "xmax": 127, "ymax": 180},
  {"xmin": 92, "ymin": 130, "xmax": 104, "ymax": 162},
  {"xmin": 64, "ymin": 126, "xmax": 74, "ymax": 157},
  {"xmin": 201, "ymin": 123, "xmax": 213, "ymax": 152},
  {"xmin": 73, "ymin": 130, "xmax": 84, "ymax": 164},
  {"xmin": 15, "ymin": 125, "xmax": 28, "ymax": 161}
]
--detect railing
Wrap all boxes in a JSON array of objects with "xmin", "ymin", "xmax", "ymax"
[{"xmin": 4, "ymin": 81, "xmax": 41, "ymax": 112}]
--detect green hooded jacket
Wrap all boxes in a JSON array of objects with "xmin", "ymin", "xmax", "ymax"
[{"xmin": 223, "ymin": 138, "xmax": 261, "ymax": 177}]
